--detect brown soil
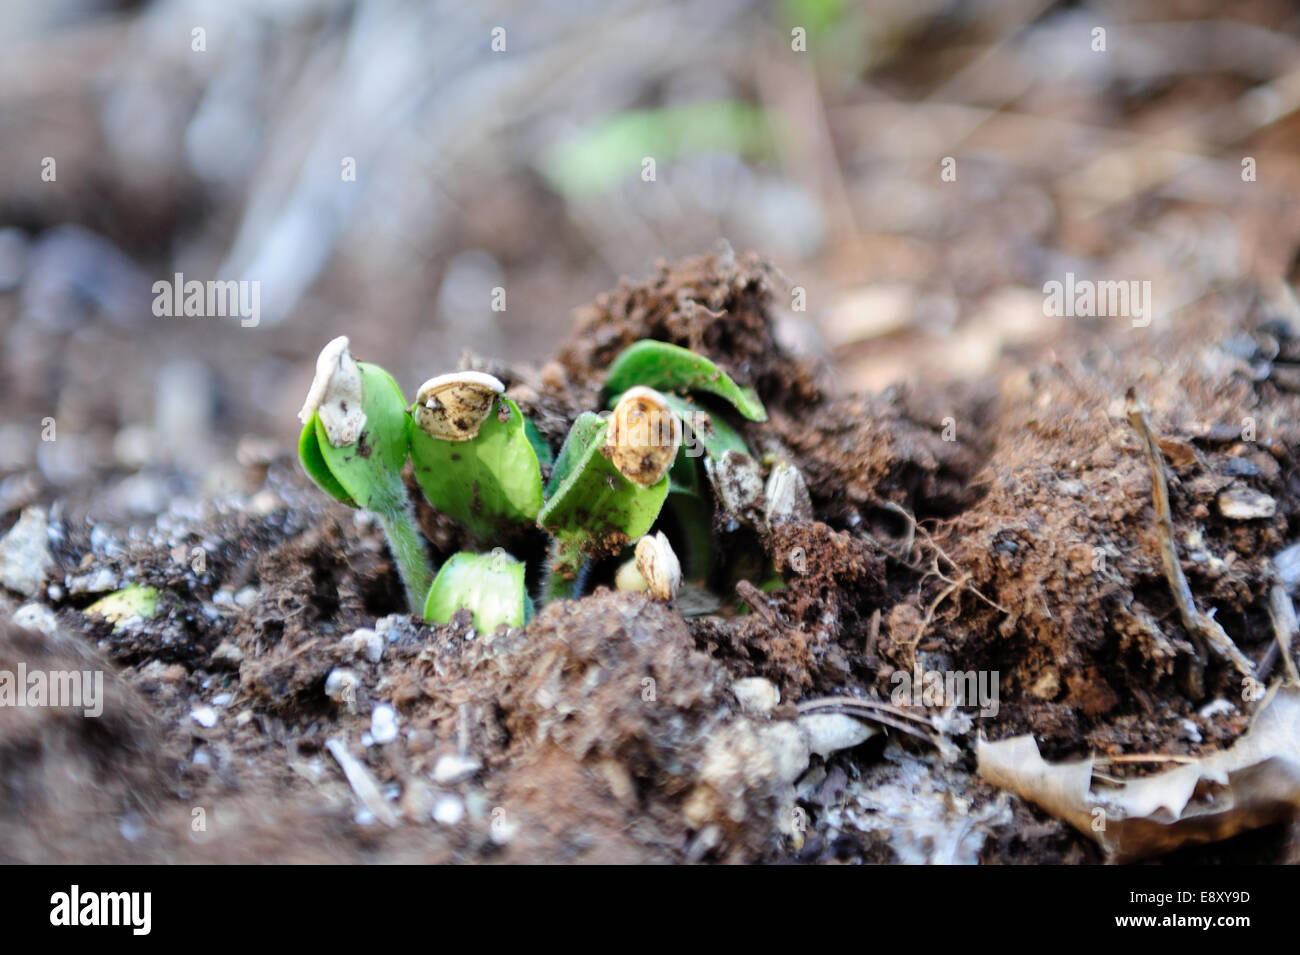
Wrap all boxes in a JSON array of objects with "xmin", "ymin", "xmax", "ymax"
[{"xmin": 3, "ymin": 248, "xmax": 1299, "ymax": 864}]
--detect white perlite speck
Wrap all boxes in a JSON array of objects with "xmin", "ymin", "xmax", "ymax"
[
  {"xmin": 432, "ymin": 794, "xmax": 465, "ymax": 825},
  {"xmin": 432, "ymin": 753, "xmax": 481, "ymax": 785},
  {"xmin": 0, "ymin": 507, "xmax": 54, "ymax": 597},
  {"xmin": 370, "ymin": 704, "xmax": 399, "ymax": 744}
]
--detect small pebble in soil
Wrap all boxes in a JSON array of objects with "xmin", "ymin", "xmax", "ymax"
[
  {"xmin": 90, "ymin": 527, "xmax": 129, "ymax": 560},
  {"xmin": 1198, "ymin": 698, "xmax": 1235, "ymax": 719},
  {"xmin": 191, "ymin": 705, "xmax": 218, "ymax": 728},
  {"xmin": 325, "ymin": 668, "xmax": 360, "ymax": 712},
  {"xmin": 0, "ymin": 507, "xmax": 54, "ymax": 597},
  {"xmin": 432, "ymin": 794, "xmax": 465, "ymax": 826},
  {"xmin": 370, "ymin": 704, "xmax": 399, "ymax": 745},
  {"xmin": 249, "ymin": 489, "xmax": 280, "ymax": 516},
  {"xmin": 233, "ymin": 586, "xmax": 259, "ymax": 608},
  {"xmin": 66, "ymin": 567, "xmax": 117, "ymax": 595},
  {"xmin": 119, "ymin": 814, "xmax": 146, "ymax": 843},
  {"xmin": 798, "ymin": 713, "xmax": 877, "ymax": 758},
  {"xmin": 432, "ymin": 753, "xmax": 481, "ymax": 785},
  {"xmin": 375, "ymin": 614, "xmax": 420, "ymax": 645},
  {"xmin": 344, "ymin": 627, "xmax": 384, "ymax": 663},
  {"xmin": 210, "ymin": 641, "xmax": 244, "ymax": 667},
  {"xmin": 142, "ymin": 660, "xmax": 187, "ymax": 684},
  {"xmin": 731, "ymin": 677, "xmax": 780, "ymax": 717},
  {"xmin": 1216, "ymin": 486, "xmax": 1276, "ymax": 520},
  {"xmin": 1275, "ymin": 541, "xmax": 1300, "ymax": 594},
  {"xmin": 13, "ymin": 603, "xmax": 59, "ymax": 637}
]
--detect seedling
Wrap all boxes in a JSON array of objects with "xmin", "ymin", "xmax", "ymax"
[
  {"xmin": 295, "ymin": 334, "xmax": 796, "ymax": 626},
  {"xmin": 604, "ymin": 339, "xmax": 770, "ymax": 578},
  {"xmin": 408, "ymin": 372, "xmax": 546, "ymax": 542},
  {"xmin": 423, "ymin": 549, "xmax": 530, "ymax": 631},
  {"xmin": 605, "ymin": 341, "xmax": 767, "ymax": 512},
  {"xmin": 298, "ymin": 337, "xmax": 434, "ymax": 609},
  {"xmin": 537, "ymin": 388, "xmax": 679, "ymax": 600}
]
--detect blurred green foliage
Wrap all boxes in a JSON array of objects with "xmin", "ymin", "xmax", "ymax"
[{"xmin": 541, "ymin": 100, "xmax": 775, "ymax": 198}]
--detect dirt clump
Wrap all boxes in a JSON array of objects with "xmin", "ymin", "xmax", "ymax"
[
  {"xmin": 0, "ymin": 616, "xmax": 164, "ymax": 863},
  {"xmin": 553, "ymin": 246, "xmax": 824, "ymax": 419}
]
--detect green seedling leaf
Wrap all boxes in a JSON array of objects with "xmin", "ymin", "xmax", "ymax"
[
  {"xmin": 410, "ymin": 396, "xmax": 545, "ymax": 541},
  {"xmin": 524, "ymin": 416, "xmax": 554, "ymax": 469},
  {"xmin": 537, "ymin": 415, "xmax": 669, "ymax": 555},
  {"xmin": 85, "ymin": 584, "xmax": 160, "ymax": 632},
  {"xmin": 604, "ymin": 340, "xmax": 767, "ymax": 422},
  {"xmin": 544, "ymin": 411, "xmax": 607, "ymax": 497},
  {"xmin": 423, "ymin": 550, "xmax": 530, "ymax": 631},
  {"xmin": 313, "ymin": 362, "xmax": 411, "ymax": 510},
  {"xmin": 662, "ymin": 393, "xmax": 751, "ymax": 461},
  {"xmin": 668, "ymin": 444, "xmax": 701, "ymax": 497},
  {"xmin": 298, "ymin": 419, "xmax": 355, "ymax": 506},
  {"xmin": 297, "ymin": 341, "xmax": 433, "ymax": 610}
]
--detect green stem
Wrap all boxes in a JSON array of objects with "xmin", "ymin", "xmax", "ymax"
[
  {"xmin": 666, "ymin": 491, "xmax": 713, "ymax": 582},
  {"xmin": 374, "ymin": 497, "xmax": 436, "ymax": 611},
  {"xmin": 542, "ymin": 535, "xmax": 589, "ymax": 604}
]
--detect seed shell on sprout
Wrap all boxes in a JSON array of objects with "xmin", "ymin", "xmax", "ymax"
[
  {"xmin": 635, "ymin": 531, "xmax": 681, "ymax": 601},
  {"xmin": 606, "ymin": 386, "xmax": 681, "ymax": 488},
  {"xmin": 412, "ymin": 371, "xmax": 505, "ymax": 442},
  {"xmin": 298, "ymin": 336, "xmax": 367, "ymax": 448},
  {"xmin": 764, "ymin": 459, "xmax": 813, "ymax": 525}
]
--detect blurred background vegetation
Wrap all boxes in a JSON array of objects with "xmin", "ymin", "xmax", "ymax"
[{"xmin": 2, "ymin": 0, "xmax": 1299, "ymax": 521}]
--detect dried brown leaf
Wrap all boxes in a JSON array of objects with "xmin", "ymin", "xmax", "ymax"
[{"xmin": 977, "ymin": 687, "xmax": 1300, "ymax": 861}]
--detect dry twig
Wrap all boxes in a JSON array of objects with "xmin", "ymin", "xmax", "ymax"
[
  {"xmin": 797, "ymin": 696, "xmax": 945, "ymax": 749},
  {"xmin": 1266, "ymin": 581, "xmax": 1300, "ymax": 685},
  {"xmin": 1125, "ymin": 388, "xmax": 1255, "ymax": 679}
]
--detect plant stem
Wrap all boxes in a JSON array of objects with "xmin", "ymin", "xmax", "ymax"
[
  {"xmin": 542, "ymin": 535, "xmax": 589, "ymax": 604},
  {"xmin": 666, "ymin": 491, "xmax": 713, "ymax": 581},
  {"xmin": 374, "ymin": 496, "xmax": 435, "ymax": 611}
]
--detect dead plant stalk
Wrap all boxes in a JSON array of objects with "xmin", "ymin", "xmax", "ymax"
[{"xmin": 1125, "ymin": 389, "xmax": 1255, "ymax": 679}]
